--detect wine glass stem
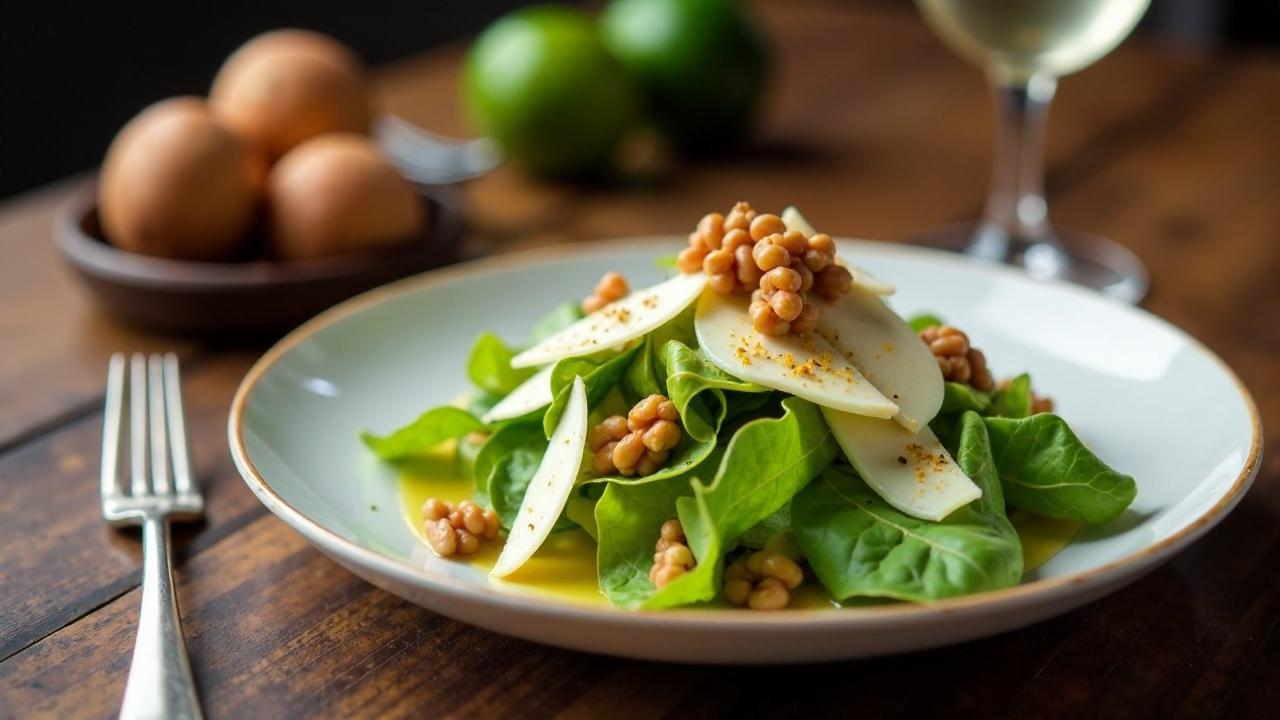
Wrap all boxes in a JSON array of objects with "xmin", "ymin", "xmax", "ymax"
[{"xmin": 973, "ymin": 72, "xmax": 1062, "ymax": 274}]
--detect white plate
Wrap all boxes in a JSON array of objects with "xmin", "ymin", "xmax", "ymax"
[{"xmin": 229, "ymin": 238, "xmax": 1261, "ymax": 664}]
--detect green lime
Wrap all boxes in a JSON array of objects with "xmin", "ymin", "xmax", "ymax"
[
  {"xmin": 464, "ymin": 6, "xmax": 641, "ymax": 177},
  {"xmin": 601, "ymin": 0, "xmax": 769, "ymax": 151}
]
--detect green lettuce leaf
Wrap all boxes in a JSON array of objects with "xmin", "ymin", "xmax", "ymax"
[
  {"xmin": 984, "ymin": 413, "xmax": 1137, "ymax": 524},
  {"xmin": 723, "ymin": 389, "xmax": 776, "ymax": 423},
  {"xmin": 565, "ymin": 495, "xmax": 600, "ymax": 540},
  {"xmin": 530, "ymin": 301, "xmax": 585, "ymax": 343},
  {"xmin": 486, "ymin": 441, "xmax": 548, "ymax": 532},
  {"xmin": 988, "ymin": 373, "xmax": 1033, "ymax": 418},
  {"xmin": 543, "ymin": 346, "xmax": 640, "ymax": 438},
  {"xmin": 930, "ymin": 381, "xmax": 991, "ymax": 446},
  {"xmin": 474, "ymin": 421, "xmax": 579, "ymax": 533},
  {"xmin": 940, "ymin": 381, "xmax": 993, "ymax": 414},
  {"xmin": 466, "ymin": 391, "xmax": 502, "ymax": 420},
  {"xmin": 472, "ymin": 422, "xmax": 545, "ymax": 498},
  {"xmin": 467, "ymin": 333, "xmax": 535, "ymax": 396},
  {"xmin": 907, "ymin": 313, "xmax": 945, "ymax": 332},
  {"xmin": 645, "ymin": 397, "xmax": 838, "ymax": 609},
  {"xmin": 793, "ymin": 411, "xmax": 1023, "ymax": 602},
  {"xmin": 623, "ymin": 305, "xmax": 697, "ymax": 400},
  {"xmin": 595, "ymin": 475, "xmax": 695, "ymax": 606},
  {"xmin": 662, "ymin": 340, "xmax": 767, "ymax": 442},
  {"xmin": 739, "ymin": 503, "xmax": 791, "ymax": 549},
  {"xmin": 360, "ymin": 407, "xmax": 485, "ymax": 462},
  {"xmin": 456, "ymin": 429, "xmax": 487, "ymax": 479}
]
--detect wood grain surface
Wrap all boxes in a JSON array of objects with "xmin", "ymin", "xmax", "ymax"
[{"xmin": 2, "ymin": 2, "xmax": 1278, "ymax": 718}]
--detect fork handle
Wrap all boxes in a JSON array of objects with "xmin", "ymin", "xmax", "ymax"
[{"xmin": 120, "ymin": 515, "xmax": 203, "ymax": 720}]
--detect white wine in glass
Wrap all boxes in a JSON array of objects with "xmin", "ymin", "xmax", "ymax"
[{"xmin": 914, "ymin": 0, "xmax": 1152, "ymax": 302}]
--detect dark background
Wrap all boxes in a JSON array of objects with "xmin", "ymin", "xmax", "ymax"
[{"xmin": 1, "ymin": 0, "xmax": 1276, "ymax": 201}]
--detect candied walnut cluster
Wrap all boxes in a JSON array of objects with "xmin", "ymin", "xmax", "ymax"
[
  {"xmin": 421, "ymin": 498, "xmax": 500, "ymax": 557},
  {"xmin": 676, "ymin": 201, "xmax": 758, "ymax": 289},
  {"xmin": 582, "ymin": 271, "xmax": 630, "ymax": 314},
  {"xmin": 589, "ymin": 394, "xmax": 683, "ymax": 477},
  {"xmin": 676, "ymin": 201, "xmax": 854, "ymax": 337},
  {"xmin": 1031, "ymin": 393, "xmax": 1055, "ymax": 414},
  {"xmin": 650, "ymin": 518, "xmax": 696, "ymax": 588},
  {"xmin": 919, "ymin": 324, "xmax": 994, "ymax": 391},
  {"xmin": 723, "ymin": 547, "xmax": 805, "ymax": 610}
]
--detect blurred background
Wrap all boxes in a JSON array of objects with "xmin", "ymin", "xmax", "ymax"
[{"xmin": 2, "ymin": 0, "xmax": 1278, "ymax": 201}]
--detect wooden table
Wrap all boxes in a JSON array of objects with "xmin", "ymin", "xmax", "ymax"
[{"xmin": 2, "ymin": 1, "xmax": 1278, "ymax": 716}]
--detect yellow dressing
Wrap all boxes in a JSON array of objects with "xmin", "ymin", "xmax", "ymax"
[
  {"xmin": 397, "ymin": 445, "xmax": 607, "ymax": 607},
  {"xmin": 397, "ymin": 451, "xmax": 1082, "ymax": 609},
  {"xmin": 397, "ymin": 441, "xmax": 472, "ymax": 505},
  {"xmin": 1011, "ymin": 510, "xmax": 1082, "ymax": 572},
  {"xmin": 787, "ymin": 583, "xmax": 842, "ymax": 609},
  {"xmin": 492, "ymin": 531, "xmax": 604, "ymax": 605}
]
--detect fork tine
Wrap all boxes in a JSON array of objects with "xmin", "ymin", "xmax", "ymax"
[
  {"xmin": 130, "ymin": 353, "xmax": 149, "ymax": 496},
  {"xmin": 162, "ymin": 354, "xmax": 195, "ymax": 496},
  {"xmin": 101, "ymin": 353, "xmax": 126, "ymax": 503},
  {"xmin": 147, "ymin": 354, "xmax": 171, "ymax": 496},
  {"xmin": 375, "ymin": 115, "xmax": 501, "ymax": 184}
]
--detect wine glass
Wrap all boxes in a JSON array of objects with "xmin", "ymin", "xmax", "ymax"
[{"xmin": 913, "ymin": 0, "xmax": 1152, "ymax": 302}]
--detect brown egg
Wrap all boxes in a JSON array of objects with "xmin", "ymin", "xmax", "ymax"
[
  {"xmin": 266, "ymin": 134, "xmax": 425, "ymax": 261},
  {"xmin": 210, "ymin": 30, "xmax": 372, "ymax": 161},
  {"xmin": 99, "ymin": 97, "xmax": 265, "ymax": 261}
]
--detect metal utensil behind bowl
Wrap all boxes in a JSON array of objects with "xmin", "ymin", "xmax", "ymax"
[{"xmin": 375, "ymin": 115, "xmax": 502, "ymax": 186}]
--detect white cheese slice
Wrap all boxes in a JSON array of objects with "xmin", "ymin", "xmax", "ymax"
[
  {"xmin": 481, "ymin": 364, "xmax": 555, "ymax": 423},
  {"xmin": 511, "ymin": 273, "xmax": 708, "ymax": 369},
  {"xmin": 781, "ymin": 206, "xmax": 895, "ymax": 296},
  {"xmin": 491, "ymin": 375, "xmax": 588, "ymax": 578},
  {"xmin": 822, "ymin": 407, "xmax": 981, "ymax": 521},
  {"xmin": 815, "ymin": 287, "xmax": 944, "ymax": 432},
  {"xmin": 694, "ymin": 292, "xmax": 898, "ymax": 418}
]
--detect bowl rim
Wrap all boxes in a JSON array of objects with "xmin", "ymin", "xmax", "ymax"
[
  {"xmin": 55, "ymin": 184, "xmax": 462, "ymax": 290},
  {"xmin": 228, "ymin": 237, "xmax": 1263, "ymax": 629}
]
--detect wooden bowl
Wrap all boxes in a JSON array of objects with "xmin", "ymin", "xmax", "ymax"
[{"xmin": 55, "ymin": 185, "xmax": 463, "ymax": 336}]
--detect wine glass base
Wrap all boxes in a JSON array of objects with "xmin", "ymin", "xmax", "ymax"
[{"xmin": 911, "ymin": 223, "xmax": 1149, "ymax": 304}]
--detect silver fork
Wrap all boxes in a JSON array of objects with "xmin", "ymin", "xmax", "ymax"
[
  {"xmin": 102, "ymin": 353, "xmax": 204, "ymax": 720},
  {"xmin": 375, "ymin": 114, "xmax": 502, "ymax": 185}
]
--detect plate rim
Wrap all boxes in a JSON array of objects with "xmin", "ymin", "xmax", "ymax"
[{"xmin": 228, "ymin": 236, "xmax": 1262, "ymax": 629}]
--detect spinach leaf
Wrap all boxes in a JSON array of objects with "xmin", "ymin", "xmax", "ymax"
[
  {"xmin": 739, "ymin": 503, "xmax": 791, "ymax": 549},
  {"xmin": 988, "ymin": 373, "xmax": 1032, "ymax": 418},
  {"xmin": 723, "ymin": 389, "xmax": 777, "ymax": 423},
  {"xmin": 472, "ymin": 422, "xmax": 546, "ymax": 498},
  {"xmin": 530, "ymin": 301, "xmax": 585, "ymax": 343},
  {"xmin": 930, "ymin": 381, "xmax": 991, "ymax": 446},
  {"xmin": 486, "ymin": 442, "xmax": 549, "ymax": 532},
  {"xmin": 622, "ymin": 305, "xmax": 696, "ymax": 400},
  {"xmin": 623, "ymin": 352, "xmax": 663, "ymax": 401},
  {"xmin": 466, "ymin": 391, "xmax": 502, "ymax": 420},
  {"xmin": 940, "ymin": 382, "xmax": 992, "ymax": 414},
  {"xmin": 662, "ymin": 340, "xmax": 766, "ymax": 442},
  {"xmin": 543, "ymin": 346, "xmax": 641, "ymax": 438},
  {"xmin": 566, "ymin": 495, "xmax": 600, "ymax": 540},
  {"xmin": 907, "ymin": 313, "xmax": 945, "ymax": 332},
  {"xmin": 467, "ymin": 333, "xmax": 535, "ymax": 396},
  {"xmin": 360, "ymin": 407, "xmax": 485, "ymax": 462},
  {"xmin": 595, "ymin": 475, "xmax": 695, "ymax": 606},
  {"xmin": 456, "ymin": 429, "xmax": 487, "ymax": 479},
  {"xmin": 793, "ymin": 411, "xmax": 1023, "ymax": 602},
  {"xmin": 984, "ymin": 413, "xmax": 1137, "ymax": 524},
  {"xmin": 474, "ymin": 421, "xmax": 579, "ymax": 533},
  {"xmin": 646, "ymin": 397, "xmax": 838, "ymax": 609}
]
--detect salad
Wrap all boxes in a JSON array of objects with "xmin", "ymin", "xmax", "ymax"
[{"xmin": 362, "ymin": 202, "xmax": 1137, "ymax": 611}]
